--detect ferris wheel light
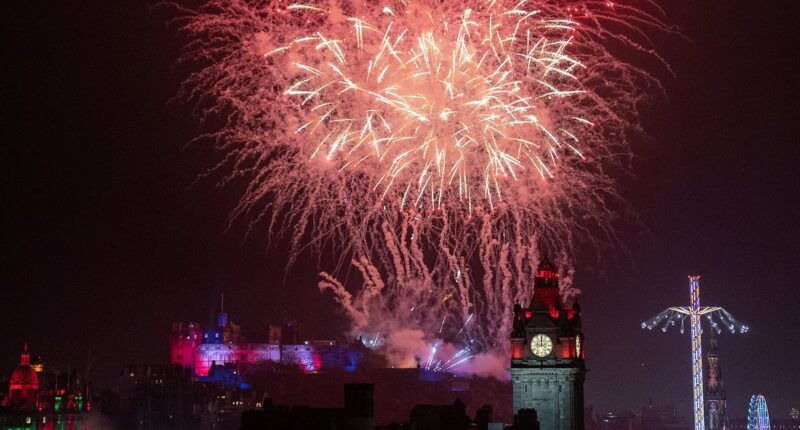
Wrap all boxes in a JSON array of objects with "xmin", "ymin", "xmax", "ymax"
[{"xmin": 748, "ymin": 394, "xmax": 771, "ymax": 430}]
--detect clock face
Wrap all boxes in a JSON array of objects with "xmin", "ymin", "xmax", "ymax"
[
  {"xmin": 530, "ymin": 334, "xmax": 553, "ymax": 358},
  {"xmin": 575, "ymin": 335, "xmax": 581, "ymax": 357}
]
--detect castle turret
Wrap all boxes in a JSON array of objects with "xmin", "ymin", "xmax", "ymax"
[{"xmin": 170, "ymin": 322, "xmax": 203, "ymax": 370}]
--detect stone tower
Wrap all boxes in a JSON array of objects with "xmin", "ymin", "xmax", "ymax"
[
  {"xmin": 705, "ymin": 331, "xmax": 728, "ymax": 430},
  {"xmin": 510, "ymin": 259, "xmax": 585, "ymax": 430}
]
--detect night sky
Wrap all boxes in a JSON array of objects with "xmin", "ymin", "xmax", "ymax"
[{"xmin": 3, "ymin": 0, "xmax": 799, "ymax": 420}]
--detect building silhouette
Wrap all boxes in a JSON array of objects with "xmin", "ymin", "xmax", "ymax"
[{"xmin": 241, "ymin": 384, "xmax": 375, "ymax": 430}]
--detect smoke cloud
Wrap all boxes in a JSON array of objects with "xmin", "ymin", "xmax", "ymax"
[{"xmin": 381, "ymin": 328, "xmax": 510, "ymax": 381}]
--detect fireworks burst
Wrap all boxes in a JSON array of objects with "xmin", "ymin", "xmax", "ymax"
[
  {"xmin": 172, "ymin": 0, "xmax": 670, "ymax": 371},
  {"xmin": 283, "ymin": 4, "xmax": 593, "ymax": 210}
]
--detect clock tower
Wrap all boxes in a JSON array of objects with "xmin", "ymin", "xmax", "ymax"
[{"xmin": 510, "ymin": 259, "xmax": 585, "ymax": 430}]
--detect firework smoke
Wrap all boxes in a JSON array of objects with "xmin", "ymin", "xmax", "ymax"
[{"xmin": 172, "ymin": 0, "xmax": 670, "ymax": 372}]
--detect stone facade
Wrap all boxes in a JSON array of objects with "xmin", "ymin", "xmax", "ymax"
[{"xmin": 511, "ymin": 368, "xmax": 584, "ymax": 430}]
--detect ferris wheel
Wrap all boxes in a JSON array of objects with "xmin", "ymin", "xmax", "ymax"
[{"xmin": 747, "ymin": 394, "xmax": 770, "ymax": 430}]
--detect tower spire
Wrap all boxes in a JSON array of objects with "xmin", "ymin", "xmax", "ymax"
[
  {"xmin": 20, "ymin": 343, "xmax": 30, "ymax": 365},
  {"xmin": 217, "ymin": 292, "xmax": 228, "ymax": 328},
  {"xmin": 705, "ymin": 330, "xmax": 728, "ymax": 429}
]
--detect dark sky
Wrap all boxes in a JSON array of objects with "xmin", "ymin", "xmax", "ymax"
[{"xmin": 3, "ymin": 0, "xmax": 799, "ymax": 420}]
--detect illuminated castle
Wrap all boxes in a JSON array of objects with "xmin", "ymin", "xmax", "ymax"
[{"xmin": 170, "ymin": 301, "xmax": 367, "ymax": 376}]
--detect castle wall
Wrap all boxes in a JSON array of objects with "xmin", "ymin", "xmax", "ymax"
[{"xmin": 194, "ymin": 343, "xmax": 357, "ymax": 375}]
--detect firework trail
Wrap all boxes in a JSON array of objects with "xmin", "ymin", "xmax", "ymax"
[{"xmin": 172, "ymin": 0, "xmax": 670, "ymax": 371}]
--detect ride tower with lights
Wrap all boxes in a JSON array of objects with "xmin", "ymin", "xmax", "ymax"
[
  {"xmin": 642, "ymin": 276, "xmax": 748, "ymax": 430},
  {"xmin": 510, "ymin": 258, "xmax": 585, "ymax": 430}
]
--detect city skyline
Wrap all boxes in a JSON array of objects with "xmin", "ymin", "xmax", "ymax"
[{"xmin": 3, "ymin": 0, "xmax": 799, "ymax": 425}]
